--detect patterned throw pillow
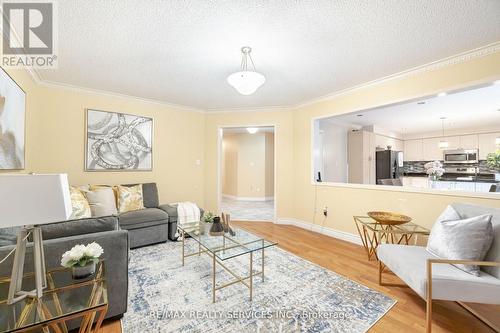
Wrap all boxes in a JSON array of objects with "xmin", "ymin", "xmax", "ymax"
[
  {"xmin": 117, "ymin": 185, "xmax": 145, "ymax": 213},
  {"xmin": 69, "ymin": 186, "xmax": 92, "ymax": 219}
]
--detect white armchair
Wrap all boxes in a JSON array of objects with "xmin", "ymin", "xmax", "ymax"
[{"xmin": 377, "ymin": 203, "xmax": 500, "ymax": 333}]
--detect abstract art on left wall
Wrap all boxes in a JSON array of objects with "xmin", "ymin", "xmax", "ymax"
[
  {"xmin": 0, "ymin": 68, "xmax": 25, "ymax": 170},
  {"xmin": 85, "ymin": 109, "xmax": 153, "ymax": 171}
]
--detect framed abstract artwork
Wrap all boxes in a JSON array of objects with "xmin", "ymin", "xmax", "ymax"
[
  {"xmin": 85, "ymin": 109, "xmax": 153, "ymax": 171},
  {"xmin": 0, "ymin": 67, "xmax": 25, "ymax": 170}
]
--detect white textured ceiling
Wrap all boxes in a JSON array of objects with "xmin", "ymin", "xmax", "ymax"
[
  {"xmin": 38, "ymin": 0, "xmax": 500, "ymax": 111},
  {"xmin": 327, "ymin": 83, "xmax": 500, "ymax": 134}
]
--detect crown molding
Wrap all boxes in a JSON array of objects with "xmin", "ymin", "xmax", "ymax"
[
  {"xmin": 24, "ymin": 41, "xmax": 500, "ymax": 114},
  {"xmin": 36, "ymin": 79, "xmax": 206, "ymax": 113}
]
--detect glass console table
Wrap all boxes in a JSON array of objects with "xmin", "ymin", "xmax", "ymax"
[
  {"xmin": 353, "ymin": 216, "xmax": 430, "ymax": 261},
  {"xmin": 0, "ymin": 261, "xmax": 107, "ymax": 333}
]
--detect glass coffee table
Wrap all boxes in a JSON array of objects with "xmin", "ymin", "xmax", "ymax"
[{"xmin": 178, "ymin": 224, "xmax": 277, "ymax": 303}]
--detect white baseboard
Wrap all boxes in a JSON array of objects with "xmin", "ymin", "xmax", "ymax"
[
  {"xmin": 276, "ymin": 218, "xmax": 362, "ymax": 246},
  {"xmin": 222, "ymin": 194, "xmax": 274, "ymax": 202}
]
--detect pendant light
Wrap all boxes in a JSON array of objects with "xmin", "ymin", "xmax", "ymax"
[
  {"xmin": 438, "ymin": 117, "xmax": 449, "ymax": 150},
  {"xmin": 227, "ymin": 47, "xmax": 266, "ymax": 95}
]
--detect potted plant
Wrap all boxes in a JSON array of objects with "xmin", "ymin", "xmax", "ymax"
[
  {"xmin": 486, "ymin": 150, "xmax": 500, "ymax": 181},
  {"xmin": 200, "ymin": 211, "xmax": 215, "ymax": 234},
  {"xmin": 61, "ymin": 242, "xmax": 103, "ymax": 279},
  {"xmin": 424, "ymin": 160, "xmax": 445, "ymax": 181}
]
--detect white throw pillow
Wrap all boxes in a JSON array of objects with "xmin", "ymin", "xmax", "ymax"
[
  {"xmin": 427, "ymin": 205, "xmax": 494, "ymax": 276},
  {"xmin": 84, "ymin": 187, "xmax": 118, "ymax": 217}
]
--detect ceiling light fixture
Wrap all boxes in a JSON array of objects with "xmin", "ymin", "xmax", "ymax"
[
  {"xmin": 227, "ymin": 47, "xmax": 266, "ymax": 95},
  {"xmin": 247, "ymin": 127, "xmax": 259, "ymax": 134},
  {"xmin": 439, "ymin": 117, "xmax": 449, "ymax": 150},
  {"xmin": 437, "ymin": 92, "xmax": 447, "ymax": 97}
]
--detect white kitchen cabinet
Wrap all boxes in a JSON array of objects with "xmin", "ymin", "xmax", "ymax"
[
  {"xmin": 459, "ymin": 135, "xmax": 478, "ymax": 149},
  {"xmin": 375, "ymin": 135, "xmax": 403, "ymax": 152},
  {"xmin": 348, "ymin": 131, "xmax": 376, "ymax": 185},
  {"xmin": 444, "ymin": 136, "xmax": 460, "ymax": 150},
  {"xmin": 422, "ymin": 136, "xmax": 461, "ymax": 160},
  {"xmin": 404, "ymin": 139, "xmax": 423, "ymax": 161},
  {"xmin": 478, "ymin": 132, "xmax": 500, "ymax": 159},
  {"xmin": 422, "ymin": 138, "xmax": 445, "ymax": 161}
]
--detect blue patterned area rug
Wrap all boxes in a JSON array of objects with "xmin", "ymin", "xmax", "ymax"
[{"xmin": 122, "ymin": 240, "xmax": 395, "ymax": 332}]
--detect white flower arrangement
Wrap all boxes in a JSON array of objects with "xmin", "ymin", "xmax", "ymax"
[
  {"xmin": 61, "ymin": 242, "xmax": 103, "ymax": 268},
  {"xmin": 424, "ymin": 161, "xmax": 445, "ymax": 178}
]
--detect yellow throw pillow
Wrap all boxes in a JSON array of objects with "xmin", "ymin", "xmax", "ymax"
[
  {"xmin": 69, "ymin": 186, "xmax": 92, "ymax": 219},
  {"xmin": 117, "ymin": 185, "xmax": 145, "ymax": 214}
]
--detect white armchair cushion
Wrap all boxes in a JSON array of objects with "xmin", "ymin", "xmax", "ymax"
[
  {"xmin": 378, "ymin": 244, "xmax": 500, "ymax": 304},
  {"xmin": 426, "ymin": 205, "xmax": 493, "ymax": 276}
]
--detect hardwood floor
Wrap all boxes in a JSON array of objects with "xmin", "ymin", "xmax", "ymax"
[{"xmin": 100, "ymin": 221, "xmax": 498, "ymax": 333}]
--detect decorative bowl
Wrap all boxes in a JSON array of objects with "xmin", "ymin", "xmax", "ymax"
[{"xmin": 367, "ymin": 211, "xmax": 412, "ymax": 225}]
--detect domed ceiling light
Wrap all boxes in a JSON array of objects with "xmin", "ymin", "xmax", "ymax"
[
  {"xmin": 227, "ymin": 46, "xmax": 266, "ymax": 95},
  {"xmin": 246, "ymin": 127, "xmax": 258, "ymax": 134}
]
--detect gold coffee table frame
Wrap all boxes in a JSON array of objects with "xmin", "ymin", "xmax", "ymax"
[
  {"xmin": 0, "ymin": 261, "xmax": 108, "ymax": 333},
  {"xmin": 179, "ymin": 225, "xmax": 277, "ymax": 303},
  {"xmin": 353, "ymin": 216, "xmax": 430, "ymax": 261}
]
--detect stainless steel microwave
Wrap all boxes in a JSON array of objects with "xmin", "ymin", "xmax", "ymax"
[{"xmin": 443, "ymin": 149, "xmax": 479, "ymax": 164}]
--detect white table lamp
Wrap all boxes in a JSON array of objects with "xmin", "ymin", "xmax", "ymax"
[{"xmin": 0, "ymin": 174, "xmax": 72, "ymax": 304}]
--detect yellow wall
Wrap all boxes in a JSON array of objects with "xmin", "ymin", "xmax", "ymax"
[
  {"xmin": 222, "ymin": 132, "xmax": 274, "ymax": 199},
  {"xmin": 265, "ymin": 132, "xmax": 274, "ymax": 197},
  {"xmin": 204, "ymin": 111, "xmax": 293, "ymax": 217},
  {"xmin": 3, "ymin": 50, "xmax": 500, "ymax": 235},
  {"xmin": 221, "ymin": 133, "xmax": 238, "ymax": 196},
  {"xmin": 3, "ymin": 68, "xmax": 205, "ymax": 206},
  {"xmin": 205, "ymin": 52, "xmax": 500, "ymax": 233},
  {"xmin": 292, "ymin": 52, "xmax": 500, "ymax": 234}
]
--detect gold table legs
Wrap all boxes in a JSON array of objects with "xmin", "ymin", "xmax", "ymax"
[{"xmin": 180, "ymin": 229, "xmax": 266, "ymax": 303}]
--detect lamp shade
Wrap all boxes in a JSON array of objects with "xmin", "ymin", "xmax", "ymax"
[
  {"xmin": 227, "ymin": 71, "xmax": 266, "ymax": 95},
  {"xmin": 0, "ymin": 174, "xmax": 72, "ymax": 227}
]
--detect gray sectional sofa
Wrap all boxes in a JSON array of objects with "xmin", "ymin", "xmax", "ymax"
[
  {"xmin": 0, "ymin": 182, "xmax": 203, "ymax": 324},
  {"xmin": 0, "ymin": 216, "xmax": 129, "ymax": 323}
]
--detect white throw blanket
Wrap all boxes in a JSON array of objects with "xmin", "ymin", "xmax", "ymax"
[
  {"xmin": 173, "ymin": 202, "xmax": 201, "ymax": 240},
  {"xmin": 176, "ymin": 201, "xmax": 201, "ymax": 225}
]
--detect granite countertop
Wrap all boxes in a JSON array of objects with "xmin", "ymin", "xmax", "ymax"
[{"xmin": 402, "ymin": 173, "xmax": 498, "ymax": 183}]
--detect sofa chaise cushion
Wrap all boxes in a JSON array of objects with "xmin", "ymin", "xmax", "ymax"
[
  {"xmin": 119, "ymin": 208, "xmax": 168, "ymax": 229},
  {"xmin": 378, "ymin": 244, "xmax": 500, "ymax": 304}
]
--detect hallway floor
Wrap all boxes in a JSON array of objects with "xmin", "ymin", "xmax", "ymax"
[{"xmin": 220, "ymin": 197, "xmax": 275, "ymax": 221}]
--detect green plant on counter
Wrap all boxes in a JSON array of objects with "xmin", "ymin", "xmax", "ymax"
[
  {"xmin": 202, "ymin": 211, "xmax": 215, "ymax": 223},
  {"xmin": 486, "ymin": 150, "xmax": 500, "ymax": 170}
]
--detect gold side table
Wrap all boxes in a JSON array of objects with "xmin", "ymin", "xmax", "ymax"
[
  {"xmin": 0, "ymin": 261, "xmax": 108, "ymax": 333},
  {"xmin": 353, "ymin": 216, "xmax": 430, "ymax": 261}
]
